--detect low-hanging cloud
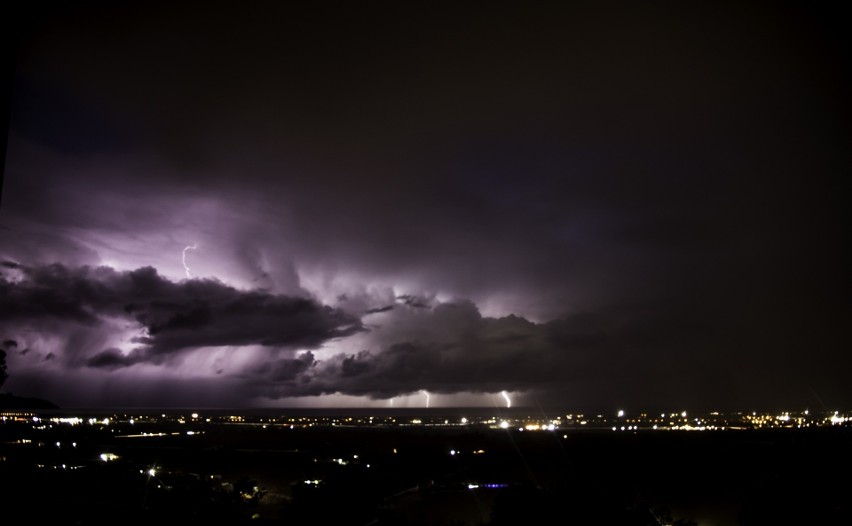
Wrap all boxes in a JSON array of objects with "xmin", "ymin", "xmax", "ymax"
[
  {"xmin": 0, "ymin": 262, "xmax": 363, "ymax": 368},
  {"xmin": 3, "ymin": 261, "xmax": 848, "ymax": 410},
  {"xmin": 238, "ymin": 299, "xmax": 672, "ymax": 402},
  {"xmin": 0, "ymin": 263, "xmax": 666, "ymax": 404}
]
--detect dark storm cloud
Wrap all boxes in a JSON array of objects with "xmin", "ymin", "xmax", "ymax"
[
  {"xmin": 267, "ymin": 351, "xmax": 316, "ymax": 382},
  {"xmin": 0, "ymin": 263, "xmax": 363, "ymax": 367},
  {"xmin": 2, "ymin": 2, "xmax": 850, "ymax": 408},
  {"xmin": 239, "ymin": 300, "xmax": 723, "ymax": 407},
  {"xmin": 365, "ymin": 305, "xmax": 394, "ymax": 315},
  {"xmin": 6, "ymin": 1, "xmax": 848, "ymax": 321},
  {"xmin": 224, "ymin": 292, "xmax": 849, "ymax": 410},
  {"xmin": 395, "ymin": 295, "xmax": 430, "ymax": 309},
  {"xmin": 85, "ymin": 348, "xmax": 135, "ymax": 370}
]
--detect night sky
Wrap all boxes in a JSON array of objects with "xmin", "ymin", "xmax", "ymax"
[{"xmin": 1, "ymin": 1, "xmax": 850, "ymax": 410}]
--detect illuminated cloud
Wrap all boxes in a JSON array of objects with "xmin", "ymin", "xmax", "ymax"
[
  {"xmin": 1, "ymin": 1, "xmax": 849, "ymax": 409},
  {"xmin": 1, "ymin": 263, "xmax": 363, "ymax": 369}
]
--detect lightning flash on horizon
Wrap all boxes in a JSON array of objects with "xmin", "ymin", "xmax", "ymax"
[
  {"xmin": 422, "ymin": 390, "xmax": 430, "ymax": 408},
  {"xmin": 182, "ymin": 244, "xmax": 197, "ymax": 278},
  {"xmin": 501, "ymin": 390, "xmax": 512, "ymax": 408}
]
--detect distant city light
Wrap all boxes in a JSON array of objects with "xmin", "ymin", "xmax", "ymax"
[
  {"xmin": 499, "ymin": 421, "xmax": 510, "ymax": 429},
  {"xmin": 617, "ymin": 410, "xmax": 625, "ymax": 417},
  {"xmin": 148, "ymin": 468, "xmax": 156, "ymax": 477}
]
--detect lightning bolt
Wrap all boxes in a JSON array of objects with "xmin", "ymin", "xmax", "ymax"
[
  {"xmin": 182, "ymin": 244, "xmax": 197, "ymax": 279},
  {"xmin": 421, "ymin": 390, "xmax": 430, "ymax": 408},
  {"xmin": 501, "ymin": 390, "xmax": 512, "ymax": 408},
  {"xmin": 389, "ymin": 398, "xmax": 395, "ymax": 407}
]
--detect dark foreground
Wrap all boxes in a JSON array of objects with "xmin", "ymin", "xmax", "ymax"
[{"xmin": 1, "ymin": 415, "xmax": 850, "ymax": 525}]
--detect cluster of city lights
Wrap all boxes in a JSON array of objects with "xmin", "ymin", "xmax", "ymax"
[{"xmin": 3, "ymin": 408, "xmax": 851, "ymax": 440}]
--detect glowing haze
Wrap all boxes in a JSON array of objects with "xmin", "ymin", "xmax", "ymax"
[{"xmin": 1, "ymin": 2, "xmax": 850, "ymax": 409}]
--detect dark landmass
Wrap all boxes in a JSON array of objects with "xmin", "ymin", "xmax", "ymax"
[
  {"xmin": 0, "ymin": 393, "xmax": 58, "ymax": 409},
  {"xmin": 1, "ymin": 410, "xmax": 850, "ymax": 525}
]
